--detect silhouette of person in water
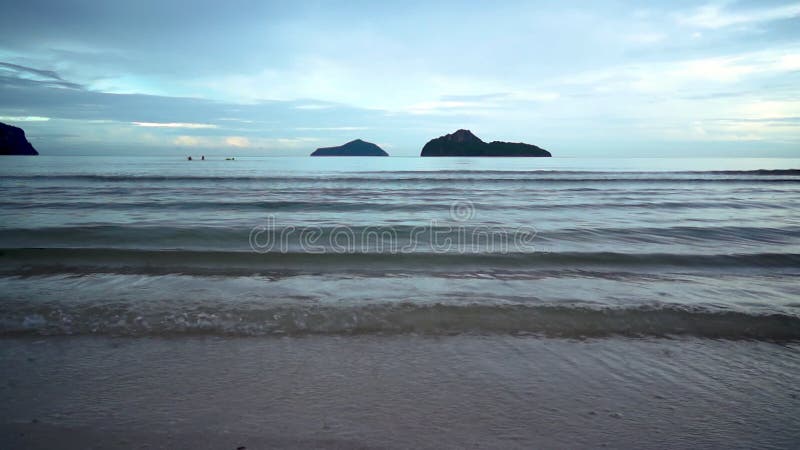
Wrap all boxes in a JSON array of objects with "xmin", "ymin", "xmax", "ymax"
[
  {"xmin": 201, "ymin": 155, "xmax": 205, "ymax": 160},
  {"xmin": 187, "ymin": 156, "xmax": 192, "ymax": 161}
]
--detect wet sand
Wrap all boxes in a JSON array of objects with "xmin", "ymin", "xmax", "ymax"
[{"xmin": 1, "ymin": 336, "xmax": 799, "ymax": 449}]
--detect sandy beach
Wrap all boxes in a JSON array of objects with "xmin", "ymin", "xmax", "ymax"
[{"xmin": 2, "ymin": 335, "xmax": 799, "ymax": 449}]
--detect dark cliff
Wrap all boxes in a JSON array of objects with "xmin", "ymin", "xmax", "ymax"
[{"xmin": 0, "ymin": 122, "xmax": 39, "ymax": 155}]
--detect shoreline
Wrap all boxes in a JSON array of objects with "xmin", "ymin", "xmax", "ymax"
[{"xmin": 2, "ymin": 335, "xmax": 799, "ymax": 449}]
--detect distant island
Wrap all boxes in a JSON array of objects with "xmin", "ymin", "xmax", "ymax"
[
  {"xmin": 311, "ymin": 139, "xmax": 388, "ymax": 156},
  {"xmin": 420, "ymin": 129, "xmax": 550, "ymax": 157},
  {"xmin": 0, "ymin": 122, "xmax": 39, "ymax": 155}
]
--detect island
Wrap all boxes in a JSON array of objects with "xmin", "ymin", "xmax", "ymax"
[
  {"xmin": 310, "ymin": 139, "xmax": 388, "ymax": 156},
  {"xmin": 0, "ymin": 122, "xmax": 39, "ymax": 155},
  {"xmin": 420, "ymin": 129, "xmax": 550, "ymax": 157}
]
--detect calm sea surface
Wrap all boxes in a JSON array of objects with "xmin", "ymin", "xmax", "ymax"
[{"xmin": 0, "ymin": 156, "xmax": 799, "ymax": 338}]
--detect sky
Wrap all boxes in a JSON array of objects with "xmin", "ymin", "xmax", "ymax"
[{"xmin": 1, "ymin": 0, "xmax": 799, "ymax": 156}]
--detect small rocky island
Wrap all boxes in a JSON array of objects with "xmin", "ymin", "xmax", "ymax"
[
  {"xmin": 0, "ymin": 122, "xmax": 39, "ymax": 155},
  {"xmin": 311, "ymin": 139, "xmax": 388, "ymax": 156},
  {"xmin": 420, "ymin": 129, "xmax": 550, "ymax": 157}
]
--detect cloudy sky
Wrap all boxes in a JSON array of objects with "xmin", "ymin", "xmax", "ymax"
[{"xmin": 1, "ymin": 0, "xmax": 799, "ymax": 156}]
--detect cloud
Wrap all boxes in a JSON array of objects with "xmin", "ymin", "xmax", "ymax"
[
  {"xmin": 776, "ymin": 54, "xmax": 800, "ymax": 71},
  {"xmin": 439, "ymin": 93, "xmax": 511, "ymax": 102},
  {"xmin": 0, "ymin": 63, "xmax": 389, "ymax": 129},
  {"xmin": 173, "ymin": 135, "xmax": 320, "ymax": 149},
  {"xmin": 511, "ymin": 92, "xmax": 561, "ymax": 102},
  {"xmin": 217, "ymin": 117, "xmax": 255, "ymax": 123},
  {"xmin": 293, "ymin": 104, "xmax": 335, "ymax": 110},
  {"xmin": 133, "ymin": 122, "xmax": 217, "ymax": 129},
  {"xmin": 2, "ymin": 0, "xmax": 799, "ymax": 158},
  {"xmin": 406, "ymin": 100, "xmax": 482, "ymax": 115},
  {"xmin": 683, "ymin": 117, "xmax": 800, "ymax": 142},
  {"xmin": 0, "ymin": 61, "xmax": 84, "ymax": 89},
  {"xmin": 678, "ymin": 3, "xmax": 800, "ymax": 29},
  {"xmin": 735, "ymin": 100, "xmax": 800, "ymax": 120},
  {"xmin": 402, "ymin": 91, "xmax": 559, "ymax": 115},
  {"xmin": 625, "ymin": 32, "xmax": 667, "ymax": 45},
  {"xmin": 716, "ymin": 116, "xmax": 800, "ymax": 123},
  {"xmin": 0, "ymin": 62, "xmax": 429, "ymax": 154},
  {"xmin": 224, "ymin": 136, "xmax": 250, "ymax": 147},
  {"xmin": 0, "ymin": 115, "xmax": 50, "ymax": 122},
  {"xmin": 173, "ymin": 135, "xmax": 202, "ymax": 146},
  {"xmin": 562, "ymin": 47, "xmax": 800, "ymax": 95},
  {"xmin": 676, "ymin": 57, "xmax": 757, "ymax": 82},
  {"xmin": 294, "ymin": 126, "xmax": 369, "ymax": 131}
]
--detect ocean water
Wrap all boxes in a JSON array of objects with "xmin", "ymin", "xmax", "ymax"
[
  {"xmin": 2, "ymin": 156, "xmax": 800, "ymax": 448},
  {"xmin": 1, "ymin": 156, "xmax": 799, "ymax": 338}
]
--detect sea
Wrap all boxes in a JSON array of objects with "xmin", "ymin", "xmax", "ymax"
[{"xmin": 1, "ymin": 156, "xmax": 799, "ymax": 449}]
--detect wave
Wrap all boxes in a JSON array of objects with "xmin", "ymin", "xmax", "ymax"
[
  {"xmin": 543, "ymin": 225, "xmax": 800, "ymax": 245},
  {"xmin": 1, "ymin": 302, "xmax": 798, "ymax": 339},
  {"xmin": 2, "ymin": 248, "xmax": 798, "ymax": 276},
  {"xmin": 359, "ymin": 169, "xmax": 800, "ymax": 176},
  {"xmin": 3, "ymin": 174, "xmax": 799, "ymax": 184},
  {"xmin": 0, "ymin": 200, "xmax": 456, "ymax": 212},
  {"xmin": 704, "ymin": 169, "xmax": 800, "ymax": 175},
  {"xmin": 2, "ymin": 199, "xmax": 794, "ymax": 212},
  {"xmin": 1, "ymin": 224, "xmax": 798, "ymax": 252}
]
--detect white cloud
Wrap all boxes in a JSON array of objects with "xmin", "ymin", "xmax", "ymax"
[
  {"xmin": 0, "ymin": 116, "xmax": 50, "ymax": 121},
  {"xmin": 678, "ymin": 3, "xmax": 800, "ymax": 29},
  {"xmin": 676, "ymin": 56, "xmax": 757, "ymax": 82},
  {"xmin": 196, "ymin": 59, "xmax": 373, "ymax": 105},
  {"xmin": 626, "ymin": 32, "xmax": 667, "ymax": 45},
  {"xmin": 563, "ymin": 47, "xmax": 800, "ymax": 95},
  {"xmin": 134, "ymin": 122, "xmax": 217, "ymax": 129},
  {"xmin": 511, "ymin": 92, "xmax": 561, "ymax": 102},
  {"xmin": 400, "ymin": 90, "xmax": 559, "ymax": 115},
  {"xmin": 294, "ymin": 126, "xmax": 369, "ymax": 131},
  {"xmin": 405, "ymin": 100, "xmax": 476, "ymax": 115},
  {"xmin": 4, "ymin": 2, "xmax": 799, "ymax": 156},
  {"xmin": 293, "ymin": 104, "xmax": 334, "ymax": 110},
  {"xmin": 679, "ymin": 117, "xmax": 800, "ymax": 142},
  {"xmin": 224, "ymin": 136, "xmax": 251, "ymax": 147},
  {"xmin": 776, "ymin": 54, "xmax": 800, "ymax": 71},
  {"xmin": 172, "ymin": 135, "xmax": 320, "ymax": 149},
  {"xmin": 217, "ymin": 117, "xmax": 255, "ymax": 123},
  {"xmin": 736, "ymin": 100, "xmax": 800, "ymax": 120},
  {"xmin": 173, "ymin": 135, "xmax": 202, "ymax": 146}
]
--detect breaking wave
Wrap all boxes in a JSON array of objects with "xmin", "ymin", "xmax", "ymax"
[
  {"xmin": 2, "ymin": 302, "xmax": 799, "ymax": 340},
  {"xmin": 3, "ymin": 248, "xmax": 800, "ymax": 276}
]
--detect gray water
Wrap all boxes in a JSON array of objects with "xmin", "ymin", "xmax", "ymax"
[
  {"xmin": 1, "ymin": 156, "xmax": 799, "ymax": 338},
  {"xmin": 3, "ymin": 156, "xmax": 800, "ymax": 448}
]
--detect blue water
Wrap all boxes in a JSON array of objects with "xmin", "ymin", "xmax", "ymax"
[{"xmin": 1, "ymin": 156, "xmax": 799, "ymax": 338}]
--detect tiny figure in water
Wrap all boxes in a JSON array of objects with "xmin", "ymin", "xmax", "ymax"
[
  {"xmin": 187, "ymin": 156, "xmax": 192, "ymax": 161},
  {"xmin": 201, "ymin": 155, "xmax": 205, "ymax": 160}
]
